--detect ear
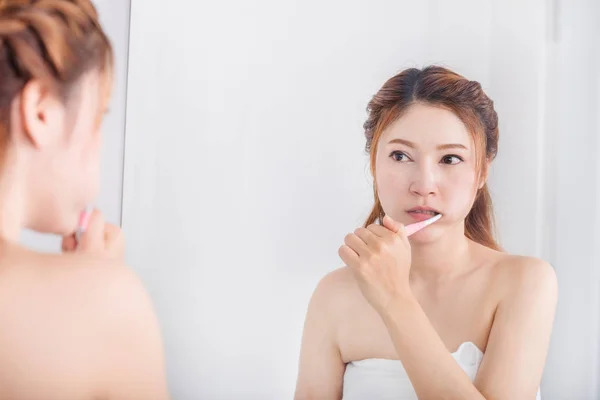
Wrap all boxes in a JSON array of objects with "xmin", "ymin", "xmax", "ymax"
[
  {"xmin": 18, "ymin": 80, "xmax": 64, "ymax": 149},
  {"xmin": 478, "ymin": 160, "xmax": 490, "ymax": 190}
]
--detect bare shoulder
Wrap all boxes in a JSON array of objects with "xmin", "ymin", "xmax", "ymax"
[
  {"xmin": 494, "ymin": 253, "xmax": 557, "ymax": 286},
  {"xmin": 305, "ymin": 265, "xmax": 375, "ymax": 342},
  {"xmin": 67, "ymin": 254, "xmax": 154, "ymax": 316},
  {"xmin": 0, "ymin": 248, "xmax": 168, "ymax": 399},
  {"xmin": 302, "ymin": 266, "xmax": 362, "ymax": 338},
  {"xmin": 42, "ymin": 253, "xmax": 167, "ymax": 398},
  {"xmin": 309, "ymin": 266, "xmax": 362, "ymax": 313},
  {"xmin": 490, "ymin": 253, "xmax": 558, "ymax": 303},
  {"xmin": 0, "ymin": 247, "xmax": 148, "ymax": 310},
  {"xmin": 314, "ymin": 266, "xmax": 356, "ymax": 292},
  {"xmin": 12, "ymin": 250, "xmax": 155, "ymax": 322}
]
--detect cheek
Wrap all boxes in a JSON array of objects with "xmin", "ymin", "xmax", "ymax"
[
  {"xmin": 80, "ymin": 134, "xmax": 102, "ymax": 184},
  {"xmin": 81, "ymin": 131, "xmax": 102, "ymax": 163},
  {"xmin": 66, "ymin": 121, "xmax": 102, "ymax": 198},
  {"xmin": 441, "ymin": 170, "xmax": 479, "ymax": 214},
  {"xmin": 374, "ymin": 160, "xmax": 410, "ymax": 215},
  {"xmin": 71, "ymin": 116, "xmax": 102, "ymax": 162},
  {"xmin": 377, "ymin": 168, "xmax": 406, "ymax": 196}
]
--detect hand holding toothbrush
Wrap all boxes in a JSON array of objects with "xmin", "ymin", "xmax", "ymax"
[
  {"xmin": 338, "ymin": 214, "xmax": 441, "ymax": 315},
  {"xmin": 61, "ymin": 206, "xmax": 125, "ymax": 259}
]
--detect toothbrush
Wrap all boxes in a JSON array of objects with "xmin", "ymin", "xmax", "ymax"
[
  {"xmin": 75, "ymin": 204, "xmax": 93, "ymax": 245},
  {"xmin": 405, "ymin": 213, "xmax": 441, "ymax": 237}
]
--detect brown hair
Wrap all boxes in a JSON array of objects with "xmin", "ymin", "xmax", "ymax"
[
  {"xmin": 0, "ymin": 0, "xmax": 113, "ymax": 151},
  {"xmin": 363, "ymin": 66, "xmax": 501, "ymax": 250}
]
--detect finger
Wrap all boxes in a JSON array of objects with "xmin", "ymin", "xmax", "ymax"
[
  {"xmin": 61, "ymin": 234, "xmax": 77, "ymax": 252},
  {"xmin": 78, "ymin": 209, "xmax": 105, "ymax": 252},
  {"xmin": 344, "ymin": 233, "xmax": 370, "ymax": 257},
  {"xmin": 366, "ymin": 223, "xmax": 392, "ymax": 238},
  {"xmin": 338, "ymin": 244, "xmax": 359, "ymax": 267},
  {"xmin": 383, "ymin": 215, "xmax": 402, "ymax": 234},
  {"xmin": 395, "ymin": 223, "xmax": 409, "ymax": 245},
  {"xmin": 375, "ymin": 217, "xmax": 408, "ymax": 246},
  {"xmin": 367, "ymin": 222, "xmax": 402, "ymax": 246},
  {"xmin": 396, "ymin": 223, "xmax": 407, "ymax": 239},
  {"xmin": 353, "ymin": 227, "xmax": 380, "ymax": 246},
  {"xmin": 383, "ymin": 215, "xmax": 409, "ymax": 244}
]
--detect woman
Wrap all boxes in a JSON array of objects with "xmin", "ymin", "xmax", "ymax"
[
  {"xmin": 0, "ymin": 1, "xmax": 169, "ymax": 399},
  {"xmin": 294, "ymin": 66, "xmax": 556, "ymax": 399}
]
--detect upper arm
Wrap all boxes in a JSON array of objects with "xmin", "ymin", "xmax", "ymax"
[
  {"xmin": 96, "ymin": 262, "xmax": 170, "ymax": 400},
  {"xmin": 474, "ymin": 258, "xmax": 558, "ymax": 399},
  {"xmin": 294, "ymin": 272, "xmax": 347, "ymax": 400}
]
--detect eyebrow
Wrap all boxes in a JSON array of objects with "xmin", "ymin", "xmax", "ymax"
[{"xmin": 388, "ymin": 138, "xmax": 468, "ymax": 151}]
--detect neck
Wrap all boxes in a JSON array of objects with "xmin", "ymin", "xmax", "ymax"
[
  {"xmin": 0, "ymin": 160, "xmax": 27, "ymax": 243},
  {"xmin": 409, "ymin": 224, "xmax": 473, "ymax": 283}
]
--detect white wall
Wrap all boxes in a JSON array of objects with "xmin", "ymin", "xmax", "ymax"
[
  {"xmin": 542, "ymin": 0, "xmax": 600, "ymax": 398},
  {"xmin": 123, "ymin": 0, "xmax": 597, "ymax": 398},
  {"xmin": 19, "ymin": 0, "xmax": 131, "ymax": 252}
]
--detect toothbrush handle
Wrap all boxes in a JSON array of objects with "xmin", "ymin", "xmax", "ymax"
[{"xmin": 405, "ymin": 214, "xmax": 441, "ymax": 236}]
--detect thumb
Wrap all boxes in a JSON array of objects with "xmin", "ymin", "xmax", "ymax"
[
  {"xmin": 383, "ymin": 215, "xmax": 403, "ymax": 234},
  {"xmin": 61, "ymin": 234, "xmax": 77, "ymax": 253}
]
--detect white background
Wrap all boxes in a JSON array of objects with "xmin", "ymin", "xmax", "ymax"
[{"xmin": 21, "ymin": 0, "xmax": 600, "ymax": 399}]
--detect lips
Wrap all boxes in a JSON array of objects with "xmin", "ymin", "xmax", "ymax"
[{"xmin": 406, "ymin": 207, "xmax": 441, "ymax": 222}]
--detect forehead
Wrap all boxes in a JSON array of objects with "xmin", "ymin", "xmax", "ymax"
[{"xmin": 380, "ymin": 103, "xmax": 473, "ymax": 148}]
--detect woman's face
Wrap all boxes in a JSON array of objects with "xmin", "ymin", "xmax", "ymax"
[{"xmin": 374, "ymin": 103, "xmax": 485, "ymax": 243}]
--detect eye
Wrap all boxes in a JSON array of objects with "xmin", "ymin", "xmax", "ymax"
[
  {"xmin": 441, "ymin": 155, "xmax": 463, "ymax": 165},
  {"xmin": 390, "ymin": 151, "xmax": 411, "ymax": 162}
]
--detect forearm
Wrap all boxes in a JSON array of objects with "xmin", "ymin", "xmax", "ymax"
[{"xmin": 380, "ymin": 296, "xmax": 486, "ymax": 400}]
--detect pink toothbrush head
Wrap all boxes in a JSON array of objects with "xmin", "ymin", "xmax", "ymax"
[{"xmin": 405, "ymin": 213, "xmax": 442, "ymax": 237}]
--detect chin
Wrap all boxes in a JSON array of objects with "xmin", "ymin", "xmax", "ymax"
[
  {"xmin": 28, "ymin": 220, "xmax": 72, "ymax": 237},
  {"xmin": 29, "ymin": 204, "xmax": 82, "ymax": 237},
  {"xmin": 407, "ymin": 227, "xmax": 443, "ymax": 245}
]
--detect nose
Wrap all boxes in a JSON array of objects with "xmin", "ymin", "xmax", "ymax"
[{"xmin": 409, "ymin": 162, "xmax": 438, "ymax": 197}]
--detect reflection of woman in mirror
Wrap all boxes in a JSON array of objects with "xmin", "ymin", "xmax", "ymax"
[
  {"xmin": 0, "ymin": 1, "xmax": 168, "ymax": 398},
  {"xmin": 294, "ymin": 66, "xmax": 555, "ymax": 399}
]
